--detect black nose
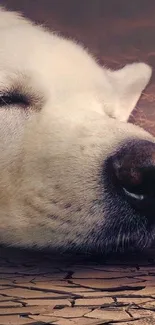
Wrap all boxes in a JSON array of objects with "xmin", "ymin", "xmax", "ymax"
[{"xmin": 112, "ymin": 139, "xmax": 155, "ymax": 221}]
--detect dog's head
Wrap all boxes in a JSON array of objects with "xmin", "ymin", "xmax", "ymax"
[{"xmin": 0, "ymin": 8, "xmax": 155, "ymax": 254}]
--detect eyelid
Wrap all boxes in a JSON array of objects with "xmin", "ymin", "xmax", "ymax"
[{"xmin": 0, "ymin": 92, "xmax": 29, "ymax": 107}]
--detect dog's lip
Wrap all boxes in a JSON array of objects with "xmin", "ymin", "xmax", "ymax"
[{"xmin": 123, "ymin": 187, "xmax": 145, "ymax": 200}]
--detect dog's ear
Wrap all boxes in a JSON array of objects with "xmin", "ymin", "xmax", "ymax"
[{"xmin": 105, "ymin": 63, "xmax": 152, "ymax": 122}]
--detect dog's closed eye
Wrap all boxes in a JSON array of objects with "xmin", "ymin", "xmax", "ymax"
[{"xmin": 0, "ymin": 92, "xmax": 29, "ymax": 108}]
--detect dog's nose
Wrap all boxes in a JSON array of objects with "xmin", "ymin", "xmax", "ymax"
[{"xmin": 112, "ymin": 139, "xmax": 155, "ymax": 221}]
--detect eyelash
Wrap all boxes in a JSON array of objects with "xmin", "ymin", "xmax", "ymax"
[{"xmin": 0, "ymin": 93, "xmax": 29, "ymax": 107}]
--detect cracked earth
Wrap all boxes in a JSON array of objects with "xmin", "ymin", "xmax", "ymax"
[{"xmin": 0, "ymin": 248, "xmax": 155, "ymax": 325}]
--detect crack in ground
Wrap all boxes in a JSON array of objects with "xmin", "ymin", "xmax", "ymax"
[{"xmin": 68, "ymin": 280, "xmax": 146, "ymax": 292}]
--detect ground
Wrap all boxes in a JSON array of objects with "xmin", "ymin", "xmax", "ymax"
[
  {"xmin": 0, "ymin": 248, "xmax": 155, "ymax": 324},
  {"xmin": 1, "ymin": 0, "xmax": 155, "ymax": 324}
]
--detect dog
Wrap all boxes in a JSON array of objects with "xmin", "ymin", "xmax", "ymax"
[{"xmin": 0, "ymin": 7, "xmax": 154, "ymax": 254}]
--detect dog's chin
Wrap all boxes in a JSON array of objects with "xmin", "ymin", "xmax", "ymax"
[
  {"xmin": 54, "ymin": 220, "xmax": 153, "ymax": 256},
  {"xmin": 100, "ymin": 230, "xmax": 153, "ymax": 255},
  {"xmin": 96, "ymin": 191, "xmax": 155, "ymax": 256}
]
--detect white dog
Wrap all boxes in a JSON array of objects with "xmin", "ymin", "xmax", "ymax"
[{"xmin": 0, "ymin": 7, "xmax": 154, "ymax": 254}]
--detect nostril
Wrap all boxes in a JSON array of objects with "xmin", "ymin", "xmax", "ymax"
[
  {"xmin": 113, "ymin": 164, "xmax": 155, "ymax": 197},
  {"xmin": 113, "ymin": 161, "xmax": 143, "ymax": 188}
]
